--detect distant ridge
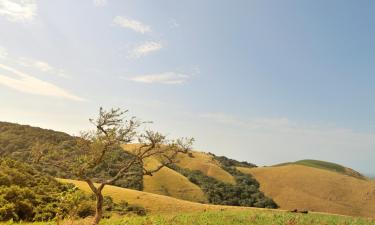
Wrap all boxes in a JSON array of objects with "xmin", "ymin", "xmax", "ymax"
[{"xmin": 274, "ymin": 159, "xmax": 365, "ymax": 179}]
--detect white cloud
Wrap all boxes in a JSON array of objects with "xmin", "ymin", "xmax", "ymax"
[
  {"xmin": 33, "ymin": 61, "xmax": 53, "ymax": 72},
  {"xmin": 129, "ymin": 41, "xmax": 162, "ymax": 58},
  {"xmin": 13, "ymin": 57, "xmax": 70, "ymax": 79},
  {"xmin": 0, "ymin": 47, "xmax": 71, "ymax": 79},
  {"xmin": 0, "ymin": 46, "xmax": 8, "ymax": 58},
  {"xmin": 0, "ymin": 63, "xmax": 84, "ymax": 101},
  {"xmin": 113, "ymin": 16, "xmax": 151, "ymax": 34},
  {"xmin": 0, "ymin": 0, "xmax": 37, "ymax": 22},
  {"xmin": 128, "ymin": 72, "xmax": 189, "ymax": 85},
  {"xmin": 168, "ymin": 18, "xmax": 180, "ymax": 29},
  {"xmin": 93, "ymin": 0, "xmax": 107, "ymax": 7}
]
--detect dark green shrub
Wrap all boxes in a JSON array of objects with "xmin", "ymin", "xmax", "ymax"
[{"xmin": 76, "ymin": 200, "xmax": 95, "ymax": 218}]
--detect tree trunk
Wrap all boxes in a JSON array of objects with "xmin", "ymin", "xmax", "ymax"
[{"xmin": 91, "ymin": 191, "xmax": 104, "ymax": 225}]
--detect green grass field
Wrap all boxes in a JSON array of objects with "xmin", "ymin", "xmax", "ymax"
[{"xmin": 2, "ymin": 211, "xmax": 375, "ymax": 225}]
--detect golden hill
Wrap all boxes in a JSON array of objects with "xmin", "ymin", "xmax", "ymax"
[
  {"xmin": 123, "ymin": 144, "xmax": 235, "ymax": 184},
  {"xmin": 142, "ymin": 157, "xmax": 207, "ymax": 203},
  {"xmin": 238, "ymin": 165, "xmax": 375, "ymax": 218},
  {"xmin": 122, "ymin": 144, "xmax": 235, "ymax": 202}
]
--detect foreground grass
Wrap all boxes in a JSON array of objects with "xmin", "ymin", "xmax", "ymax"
[{"xmin": 3, "ymin": 210, "xmax": 375, "ymax": 225}]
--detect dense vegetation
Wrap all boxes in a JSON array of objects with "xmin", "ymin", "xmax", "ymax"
[
  {"xmin": 168, "ymin": 164, "xmax": 277, "ymax": 208},
  {"xmin": 212, "ymin": 154, "xmax": 257, "ymax": 168},
  {"xmin": 0, "ymin": 158, "xmax": 145, "ymax": 222},
  {"xmin": 0, "ymin": 158, "xmax": 77, "ymax": 221},
  {"xmin": 0, "ymin": 122, "xmax": 143, "ymax": 190}
]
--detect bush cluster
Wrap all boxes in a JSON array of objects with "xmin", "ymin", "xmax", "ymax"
[
  {"xmin": 0, "ymin": 158, "xmax": 78, "ymax": 221},
  {"xmin": 0, "ymin": 158, "xmax": 146, "ymax": 222}
]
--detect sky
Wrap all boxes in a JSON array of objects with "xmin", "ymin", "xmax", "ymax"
[{"xmin": 0, "ymin": 0, "xmax": 374, "ymax": 175}]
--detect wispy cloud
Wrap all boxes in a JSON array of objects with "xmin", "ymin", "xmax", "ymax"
[
  {"xmin": 127, "ymin": 72, "xmax": 190, "ymax": 85},
  {"xmin": 18, "ymin": 58, "xmax": 70, "ymax": 78},
  {"xmin": 0, "ymin": 47, "xmax": 70, "ymax": 79},
  {"xmin": 33, "ymin": 60, "xmax": 53, "ymax": 72},
  {"xmin": 0, "ymin": 63, "xmax": 84, "ymax": 101},
  {"xmin": 168, "ymin": 18, "xmax": 180, "ymax": 29},
  {"xmin": 0, "ymin": 0, "xmax": 37, "ymax": 22},
  {"xmin": 93, "ymin": 0, "xmax": 107, "ymax": 7},
  {"xmin": 129, "ymin": 41, "xmax": 162, "ymax": 58},
  {"xmin": 0, "ymin": 46, "xmax": 8, "ymax": 58},
  {"xmin": 113, "ymin": 16, "xmax": 151, "ymax": 34}
]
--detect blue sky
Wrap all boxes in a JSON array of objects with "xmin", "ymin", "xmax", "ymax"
[{"xmin": 0, "ymin": 0, "xmax": 374, "ymax": 174}]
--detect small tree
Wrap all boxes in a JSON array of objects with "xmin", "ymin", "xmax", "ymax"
[{"xmin": 35, "ymin": 107, "xmax": 193, "ymax": 225}]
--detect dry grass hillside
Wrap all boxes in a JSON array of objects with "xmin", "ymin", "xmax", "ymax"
[
  {"xmin": 238, "ymin": 165, "xmax": 375, "ymax": 218},
  {"xmin": 58, "ymin": 179, "xmax": 252, "ymax": 214},
  {"xmin": 123, "ymin": 144, "xmax": 235, "ymax": 184},
  {"xmin": 122, "ymin": 144, "xmax": 207, "ymax": 202},
  {"xmin": 122, "ymin": 144, "xmax": 235, "ymax": 199},
  {"xmin": 175, "ymin": 150, "xmax": 236, "ymax": 184},
  {"xmin": 142, "ymin": 157, "xmax": 207, "ymax": 203}
]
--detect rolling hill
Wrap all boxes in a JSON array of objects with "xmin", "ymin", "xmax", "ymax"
[
  {"xmin": 122, "ymin": 144, "xmax": 237, "ymax": 202},
  {"xmin": 0, "ymin": 122, "xmax": 275, "ymax": 209},
  {"xmin": 122, "ymin": 144, "xmax": 208, "ymax": 202},
  {"xmin": 238, "ymin": 164, "xmax": 375, "ymax": 218},
  {"xmin": 1, "ymin": 121, "xmax": 375, "ymax": 219}
]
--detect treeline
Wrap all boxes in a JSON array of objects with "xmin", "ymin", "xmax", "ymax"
[
  {"xmin": 212, "ymin": 154, "xmax": 257, "ymax": 168},
  {"xmin": 0, "ymin": 122, "xmax": 143, "ymax": 190},
  {"xmin": 168, "ymin": 164, "xmax": 278, "ymax": 208}
]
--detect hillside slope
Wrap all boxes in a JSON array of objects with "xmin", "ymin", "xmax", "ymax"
[
  {"xmin": 59, "ymin": 179, "xmax": 238, "ymax": 214},
  {"xmin": 142, "ymin": 157, "xmax": 207, "ymax": 203},
  {"xmin": 238, "ymin": 165, "xmax": 375, "ymax": 218},
  {"xmin": 122, "ymin": 144, "xmax": 208, "ymax": 202},
  {"xmin": 122, "ymin": 144, "xmax": 236, "ymax": 202},
  {"xmin": 175, "ymin": 150, "xmax": 236, "ymax": 184}
]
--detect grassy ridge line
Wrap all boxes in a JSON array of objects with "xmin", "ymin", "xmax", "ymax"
[
  {"xmin": 3, "ymin": 210, "xmax": 375, "ymax": 225},
  {"xmin": 274, "ymin": 159, "xmax": 364, "ymax": 179}
]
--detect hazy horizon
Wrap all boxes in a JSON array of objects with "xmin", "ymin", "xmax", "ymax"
[{"xmin": 1, "ymin": 0, "xmax": 375, "ymax": 174}]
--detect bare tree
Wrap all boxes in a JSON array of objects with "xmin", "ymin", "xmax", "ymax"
[{"xmin": 35, "ymin": 107, "xmax": 193, "ymax": 225}]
